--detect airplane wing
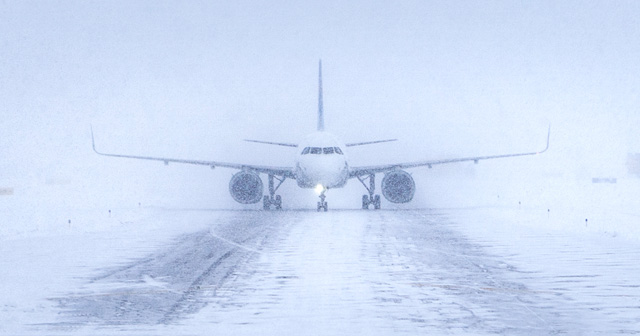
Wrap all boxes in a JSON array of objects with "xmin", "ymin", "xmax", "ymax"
[
  {"xmin": 243, "ymin": 139, "xmax": 298, "ymax": 147},
  {"xmin": 349, "ymin": 127, "xmax": 550, "ymax": 177},
  {"xmin": 345, "ymin": 139, "xmax": 397, "ymax": 147},
  {"xmin": 92, "ymin": 129, "xmax": 295, "ymax": 178}
]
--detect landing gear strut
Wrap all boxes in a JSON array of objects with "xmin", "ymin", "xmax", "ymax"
[
  {"xmin": 357, "ymin": 174, "xmax": 381, "ymax": 210},
  {"xmin": 317, "ymin": 189, "xmax": 328, "ymax": 212},
  {"xmin": 263, "ymin": 174, "xmax": 285, "ymax": 210}
]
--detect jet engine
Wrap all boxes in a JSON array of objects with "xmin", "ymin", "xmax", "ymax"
[
  {"xmin": 229, "ymin": 171, "xmax": 263, "ymax": 204},
  {"xmin": 381, "ymin": 170, "xmax": 415, "ymax": 203}
]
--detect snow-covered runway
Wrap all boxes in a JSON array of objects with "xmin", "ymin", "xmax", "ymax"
[
  {"xmin": 193, "ymin": 210, "xmax": 564, "ymax": 335},
  {"xmin": 2, "ymin": 208, "xmax": 639, "ymax": 335}
]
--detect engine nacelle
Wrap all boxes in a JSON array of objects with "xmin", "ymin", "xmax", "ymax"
[
  {"xmin": 381, "ymin": 170, "xmax": 415, "ymax": 203},
  {"xmin": 229, "ymin": 171, "xmax": 263, "ymax": 204}
]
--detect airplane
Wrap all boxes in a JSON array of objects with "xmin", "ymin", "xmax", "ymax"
[{"xmin": 92, "ymin": 61, "xmax": 550, "ymax": 211}]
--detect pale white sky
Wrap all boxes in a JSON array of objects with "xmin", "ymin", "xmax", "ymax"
[{"xmin": 1, "ymin": 1, "xmax": 639, "ymax": 207}]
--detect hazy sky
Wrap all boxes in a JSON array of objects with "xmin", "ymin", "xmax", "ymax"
[{"xmin": 1, "ymin": 1, "xmax": 639, "ymax": 208}]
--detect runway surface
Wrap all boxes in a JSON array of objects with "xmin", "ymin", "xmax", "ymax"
[{"xmin": 3, "ymin": 208, "xmax": 639, "ymax": 335}]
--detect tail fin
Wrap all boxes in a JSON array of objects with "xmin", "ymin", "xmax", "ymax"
[{"xmin": 317, "ymin": 60, "xmax": 324, "ymax": 131}]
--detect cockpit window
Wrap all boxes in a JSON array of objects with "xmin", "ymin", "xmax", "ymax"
[
  {"xmin": 323, "ymin": 147, "xmax": 335, "ymax": 154},
  {"xmin": 304, "ymin": 147, "xmax": 342, "ymax": 155}
]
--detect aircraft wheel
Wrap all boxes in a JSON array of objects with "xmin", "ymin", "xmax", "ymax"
[
  {"xmin": 275, "ymin": 195, "xmax": 282, "ymax": 210},
  {"xmin": 374, "ymin": 195, "xmax": 381, "ymax": 210},
  {"xmin": 362, "ymin": 195, "xmax": 369, "ymax": 209}
]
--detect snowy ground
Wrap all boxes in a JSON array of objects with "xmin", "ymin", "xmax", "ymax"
[{"xmin": 1, "ymin": 203, "xmax": 639, "ymax": 335}]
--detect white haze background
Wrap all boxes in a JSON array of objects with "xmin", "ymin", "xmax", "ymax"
[{"xmin": 1, "ymin": 1, "xmax": 639, "ymax": 233}]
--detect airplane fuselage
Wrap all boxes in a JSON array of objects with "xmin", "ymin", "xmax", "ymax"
[{"xmin": 295, "ymin": 132, "xmax": 349, "ymax": 189}]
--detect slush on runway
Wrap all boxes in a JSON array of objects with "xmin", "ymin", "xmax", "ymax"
[{"xmin": 24, "ymin": 208, "xmax": 635, "ymax": 335}]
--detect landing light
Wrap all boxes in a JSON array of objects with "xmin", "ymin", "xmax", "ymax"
[{"xmin": 314, "ymin": 184, "xmax": 325, "ymax": 195}]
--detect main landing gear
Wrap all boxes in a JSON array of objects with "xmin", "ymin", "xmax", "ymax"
[
  {"xmin": 263, "ymin": 174, "xmax": 285, "ymax": 210},
  {"xmin": 357, "ymin": 174, "xmax": 381, "ymax": 210},
  {"xmin": 317, "ymin": 189, "xmax": 328, "ymax": 212}
]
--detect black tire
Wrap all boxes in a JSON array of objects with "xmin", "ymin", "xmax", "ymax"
[{"xmin": 362, "ymin": 195, "xmax": 369, "ymax": 209}]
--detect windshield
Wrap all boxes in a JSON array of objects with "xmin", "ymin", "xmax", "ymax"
[{"xmin": 301, "ymin": 146, "xmax": 344, "ymax": 155}]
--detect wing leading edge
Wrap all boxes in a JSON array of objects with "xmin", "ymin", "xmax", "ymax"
[
  {"xmin": 349, "ymin": 126, "xmax": 550, "ymax": 177},
  {"xmin": 91, "ymin": 128, "xmax": 295, "ymax": 178},
  {"xmin": 345, "ymin": 139, "xmax": 397, "ymax": 147}
]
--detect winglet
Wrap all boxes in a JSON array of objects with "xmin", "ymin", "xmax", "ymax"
[
  {"xmin": 538, "ymin": 125, "xmax": 551, "ymax": 154},
  {"xmin": 317, "ymin": 60, "xmax": 324, "ymax": 132},
  {"xmin": 90, "ymin": 125, "xmax": 108, "ymax": 156},
  {"xmin": 90, "ymin": 125, "xmax": 98, "ymax": 154}
]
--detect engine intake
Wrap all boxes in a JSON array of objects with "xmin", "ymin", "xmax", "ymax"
[
  {"xmin": 229, "ymin": 171, "xmax": 263, "ymax": 204},
  {"xmin": 381, "ymin": 170, "xmax": 415, "ymax": 203}
]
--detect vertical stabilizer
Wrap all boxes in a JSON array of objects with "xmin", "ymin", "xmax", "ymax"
[{"xmin": 317, "ymin": 60, "xmax": 325, "ymax": 131}]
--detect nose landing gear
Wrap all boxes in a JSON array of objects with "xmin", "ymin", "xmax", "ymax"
[{"xmin": 317, "ymin": 190, "xmax": 328, "ymax": 212}]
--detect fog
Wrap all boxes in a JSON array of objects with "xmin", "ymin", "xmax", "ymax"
[
  {"xmin": 4, "ymin": 2, "xmax": 640, "ymax": 334},
  {"xmin": 1, "ymin": 1, "xmax": 639, "ymax": 210}
]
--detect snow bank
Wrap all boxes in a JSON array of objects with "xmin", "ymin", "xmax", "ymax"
[{"xmin": 420, "ymin": 174, "xmax": 640, "ymax": 241}]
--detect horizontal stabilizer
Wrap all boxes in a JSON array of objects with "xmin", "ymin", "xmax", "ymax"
[
  {"xmin": 345, "ymin": 139, "xmax": 397, "ymax": 147},
  {"xmin": 244, "ymin": 139, "xmax": 298, "ymax": 147}
]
